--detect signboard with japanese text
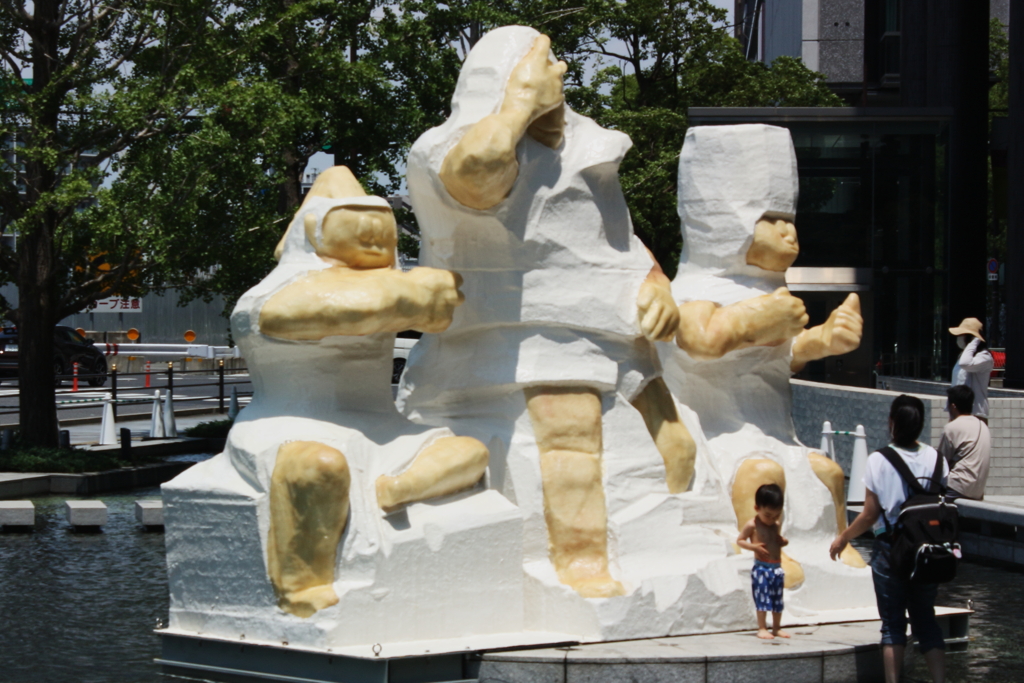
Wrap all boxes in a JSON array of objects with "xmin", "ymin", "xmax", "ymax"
[{"xmin": 87, "ymin": 297, "xmax": 143, "ymax": 313}]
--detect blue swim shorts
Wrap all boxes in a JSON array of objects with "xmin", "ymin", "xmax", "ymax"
[{"xmin": 751, "ymin": 560, "xmax": 785, "ymax": 613}]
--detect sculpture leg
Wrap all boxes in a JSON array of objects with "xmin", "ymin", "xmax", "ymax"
[
  {"xmin": 731, "ymin": 458, "xmax": 804, "ymax": 589},
  {"xmin": 267, "ymin": 441, "xmax": 350, "ymax": 618},
  {"xmin": 631, "ymin": 377, "xmax": 697, "ymax": 493},
  {"xmin": 807, "ymin": 451, "xmax": 866, "ymax": 568},
  {"xmin": 376, "ymin": 436, "xmax": 489, "ymax": 511},
  {"xmin": 525, "ymin": 386, "xmax": 625, "ymax": 598}
]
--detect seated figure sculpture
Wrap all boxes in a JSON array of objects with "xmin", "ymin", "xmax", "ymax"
[
  {"xmin": 661, "ymin": 124, "xmax": 866, "ymax": 588},
  {"xmin": 398, "ymin": 26, "xmax": 808, "ymax": 602},
  {"xmin": 168, "ymin": 166, "xmax": 491, "ymax": 621}
]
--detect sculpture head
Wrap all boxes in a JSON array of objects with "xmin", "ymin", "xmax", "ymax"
[
  {"xmin": 449, "ymin": 26, "xmax": 566, "ymax": 149},
  {"xmin": 677, "ymin": 124, "xmax": 799, "ymax": 276},
  {"xmin": 274, "ymin": 166, "xmax": 397, "ymax": 269},
  {"xmin": 306, "ymin": 206, "xmax": 397, "ymax": 269}
]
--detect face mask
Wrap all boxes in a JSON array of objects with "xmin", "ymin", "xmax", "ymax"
[{"xmin": 957, "ymin": 336, "xmax": 968, "ymax": 349}]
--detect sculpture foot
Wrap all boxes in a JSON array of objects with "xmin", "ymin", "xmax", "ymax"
[
  {"xmin": 781, "ymin": 552, "xmax": 804, "ymax": 589},
  {"xmin": 557, "ymin": 557, "xmax": 626, "ymax": 598},
  {"xmin": 375, "ymin": 474, "xmax": 405, "ymax": 513},
  {"xmin": 840, "ymin": 543, "xmax": 867, "ymax": 568},
  {"xmin": 279, "ymin": 584, "xmax": 339, "ymax": 618},
  {"xmin": 568, "ymin": 575, "xmax": 627, "ymax": 599}
]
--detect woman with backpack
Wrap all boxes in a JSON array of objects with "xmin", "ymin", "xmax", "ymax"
[{"xmin": 829, "ymin": 394, "xmax": 950, "ymax": 683}]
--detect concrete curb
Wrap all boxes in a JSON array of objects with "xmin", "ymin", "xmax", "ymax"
[{"xmin": 0, "ymin": 438, "xmax": 223, "ymax": 499}]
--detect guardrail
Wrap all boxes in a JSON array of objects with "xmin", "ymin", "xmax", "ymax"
[
  {"xmin": 96, "ymin": 343, "xmax": 242, "ymax": 360},
  {"xmin": 0, "ymin": 361, "xmax": 253, "ymax": 423}
]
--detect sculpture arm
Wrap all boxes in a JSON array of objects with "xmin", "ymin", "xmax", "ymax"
[
  {"xmin": 791, "ymin": 293, "xmax": 862, "ymax": 372},
  {"xmin": 675, "ymin": 288, "xmax": 808, "ymax": 361},
  {"xmin": 259, "ymin": 267, "xmax": 463, "ymax": 341},
  {"xmin": 438, "ymin": 35, "xmax": 567, "ymax": 210}
]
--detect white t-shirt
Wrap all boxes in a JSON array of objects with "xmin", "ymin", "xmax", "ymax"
[{"xmin": 863, "ymin": 443, "xmax": 948, "ymax": 533}]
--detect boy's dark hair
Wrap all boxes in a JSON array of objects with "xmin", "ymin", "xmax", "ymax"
[
  {"xmin": 946, "ymin": 384, "xmax": 975, "ymax": 415},
  {"xmin": 889, "ymin": 394, "xmax": 925, "ymax": 448},
  {"xmin": 755, "ymin": 483, "xmax": 784, "ymax": 509}
]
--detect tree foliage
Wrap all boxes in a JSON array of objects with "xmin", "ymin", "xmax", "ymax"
[
  {"xmin": 515, "ymin": 0, "xmax": 842, "ymax": 274},
  {"xmin": 0, "ymin": 0, "xmax": 841, "ymax": 445},
  {"xmin": 0, "ymin": 0, "xmax": 218, "ymax": 445}
]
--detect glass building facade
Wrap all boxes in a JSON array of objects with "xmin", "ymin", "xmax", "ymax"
[{"xmin": 688, "ymin": 108, "xmax": 951, "ymax": 387}]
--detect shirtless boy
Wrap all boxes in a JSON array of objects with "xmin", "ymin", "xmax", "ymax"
[{"xmin": 737, "ymin": 483, "xmax": 791, "ymax": 640}]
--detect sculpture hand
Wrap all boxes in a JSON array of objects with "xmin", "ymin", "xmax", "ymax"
[
  {"xmin": 405, "ymin": 267, "xmax": 465, "ymax": 333},
  {"xmin": 753, "ymin": 288, "xmax": 809, "ymax": 344},
  {"xmin": 821, "ymin": 293, "xmax": 863, "ymax": 356},
  {"xmin": 502, "ymin": 35, "xmax": 568, "ymax": 123},
  {"xmin": 637, "ymin": 280, "xmax": 681, "ymax": 342}
]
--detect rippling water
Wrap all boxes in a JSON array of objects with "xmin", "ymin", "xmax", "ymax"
[{"xmin": 0, "ymin": 493, "xmax": 1021, "ymax": 682}]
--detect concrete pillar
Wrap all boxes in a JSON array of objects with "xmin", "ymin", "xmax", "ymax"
[
  {"xmin": 1006, "ymin": 0, "xmax": 1024, "ymax": 388},
  {"xmin": 901, "ymin": 0, "xmax": 990, "ymax": 354}
]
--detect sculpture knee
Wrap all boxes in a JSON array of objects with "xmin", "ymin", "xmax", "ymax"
[
  {"xmin": 525, "ymin": 386, "xmax": 603, "ymax": 455},
  {"xmin": 807, "ymin": 451, "xmax": 844, "ymax": 493},
  {"xmin": 731, "ymin": 458, "xmax": 785, "ymax": 529},
  {"xmin": 274, "ymin": 441, "xmax": 351, "ymax": 491}
]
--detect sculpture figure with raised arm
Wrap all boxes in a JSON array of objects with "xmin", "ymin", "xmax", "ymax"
[
  {"xmin": 400, "ymin": 27, "xmax": 699, "ymax": 600},
  {"xmin": 661, "ymin": 124, "xmax": 868, "ymax": 593}
]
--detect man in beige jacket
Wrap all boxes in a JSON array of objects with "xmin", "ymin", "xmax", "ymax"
[{"xmin": 939, "ymin": 384, "xmax": 991, "ymax": 500}]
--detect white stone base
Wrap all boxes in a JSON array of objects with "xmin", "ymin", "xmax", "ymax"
[
  {"xmin": 0, "ymin": 500, "xmax": 34, "ymax": 526},
  {"xmin": 135, "ymin": 499, "xmax": 164, "ymax": 526},
  {"xmin": 163, "ymin": 451, "xmax": 527, "ymax": 654},
  {"xmin": 65, "ymin": 500, "xmax": 107, "ymax": 527}
]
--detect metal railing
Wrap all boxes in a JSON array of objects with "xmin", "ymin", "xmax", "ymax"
[{"xmin": 0, "ymin": 361, "xmax": 253, "ymax": 422}]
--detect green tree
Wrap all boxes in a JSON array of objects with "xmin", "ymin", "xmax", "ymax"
[
  {"xmin": 0, "ymin": 0, "xmax": 217, "ymax": 446},
  {"xmin": 523, "ymin": 0, "xmax": 842, "ymax": 274}
]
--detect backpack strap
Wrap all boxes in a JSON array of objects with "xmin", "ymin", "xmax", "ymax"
[
  {"xmin": 878, "ymin": 446, "xmax": 929, "ymax": 496},
  {"xmin": 927, "ymin": 444, "xmax": 946, "ymax": 494}
]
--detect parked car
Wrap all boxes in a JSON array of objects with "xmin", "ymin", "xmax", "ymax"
[
  {"xmin": 0, "ymin": 325, "xmax": 107, "ymax": 386},
  {"xmin": 392, "ymin": 330, "xmax": 421, "ymax": 384}
]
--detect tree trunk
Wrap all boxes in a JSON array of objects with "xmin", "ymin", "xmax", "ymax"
[
  {"xmin": 17, "ymin": 213, "xmax": 60, "ymax": 448},
  {"xmin": 17, "ymin": 0, "xmax": 62, "ymax": 448}
]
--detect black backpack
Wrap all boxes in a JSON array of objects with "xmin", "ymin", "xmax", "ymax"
[{"xmin": 878, "ymin": 447, "xmax": 961, "ymax": 584}]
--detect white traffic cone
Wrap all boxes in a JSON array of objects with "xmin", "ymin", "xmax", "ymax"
[
  {"xmin": 228, "ymin": 385, "xmax": 240, "ymax": 421},
  {"xmin": 99, "ymin": 394, "xmax": 117, "ymax": 445},
  {"xmin": 163, "ymin": 391, "xmax": 178, "ymax": 438},
  {"xmin": 846, "ymin": 424, "xmax": 869, "ymax": 505},
  {"xmin": 149, "ymin": 390, "xmax": 165, "ymax": 439}
]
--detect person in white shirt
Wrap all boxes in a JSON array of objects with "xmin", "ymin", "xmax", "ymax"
[
  {"xmin": 939, "ymin": 384, "xmax": 991, "ymax": 500},
  {"xmin": 830, "ymin": 395, "xmax": 948, "ymax": 683},
  {"xmin": 949, "ymin": 317, "xmax": 993, "ymax": 422}
]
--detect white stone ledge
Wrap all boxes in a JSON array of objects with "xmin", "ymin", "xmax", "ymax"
[
  {"xmin": 0, "ymin": 500, "xmax": 34, "ymax": 527},
  {"xmin": 135, "ymin": 500, "xmax": 164, "ymax": 526},
  {"xmin": 65, "ymin": 500, "xmax": 107, "ymax": 527}
]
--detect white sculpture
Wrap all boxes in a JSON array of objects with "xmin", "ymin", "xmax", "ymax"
[
  {"xmin": 162, "ymin": 168, "xmax": 527, "ymax": 655},
  {"xmin": 660, "ymin": 123, "xmax": 871, "ymax": 607},
  {"xmin": 161, "ymin": 35, "xmax": 876, "ymax": 660},
  {"xmin": 400, "ymin": 26, "xmax": 787, "ymax": 639}
]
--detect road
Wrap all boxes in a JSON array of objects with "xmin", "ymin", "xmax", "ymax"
[{"xmin": 0, "ymin": 371, "xmax": 254, "ymax": 427}]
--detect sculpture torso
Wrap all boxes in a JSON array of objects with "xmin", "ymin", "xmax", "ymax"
[{"xmin": 402, "ymin": 111, "xmax": 656, "ymax": 402}]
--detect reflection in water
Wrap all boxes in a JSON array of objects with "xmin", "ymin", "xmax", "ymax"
[
  {"xmin": 0, "ymin": 489, "xmax": 168, "ymax": 683},
  {"xmin": 0, "ymin": 494, "xmax": 1021, "ymax": 682}
]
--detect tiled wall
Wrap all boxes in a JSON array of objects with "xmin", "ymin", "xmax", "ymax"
[{"xmin": 791, "ymin": 380, "xmax": 1023, "ymax": 497}]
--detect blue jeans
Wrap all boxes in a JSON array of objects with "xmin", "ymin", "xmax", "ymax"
[{"xmin": 870, "ymin": 538, "xmax": 945, "ymax": 653}]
